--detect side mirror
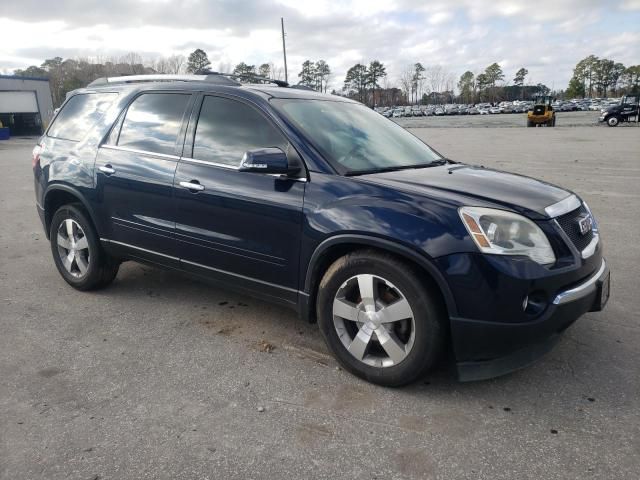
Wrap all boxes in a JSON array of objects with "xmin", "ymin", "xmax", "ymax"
[{"xmin": 239, "ymin": 147, "xmax": 298, "ymax": 175}]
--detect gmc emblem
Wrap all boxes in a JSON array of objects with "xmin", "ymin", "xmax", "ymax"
[{"xmin": 578, "ymin": 214, "xmax": 593, "ymax": 235}]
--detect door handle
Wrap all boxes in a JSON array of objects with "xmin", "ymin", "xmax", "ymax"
[
  {"xmin": 99, "ymin": 165, "xmax": 115, "ymax": 175},
  {"xmin": 179, "ymin": 181, "xmax": 205, "ymax": 192}
]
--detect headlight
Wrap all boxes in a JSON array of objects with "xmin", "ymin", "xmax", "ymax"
[{"xmin": 459, "ymin": 207, "xmax": 556, "ymax": 265}]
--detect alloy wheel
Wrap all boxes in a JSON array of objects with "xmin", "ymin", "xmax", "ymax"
[
  {"xmin": 332, "ymin": 274, "xmax": 416, "ymax": 368},
  {"xmin": 56, "ymin": 218, "xmax": 90, "ymax": 278}
]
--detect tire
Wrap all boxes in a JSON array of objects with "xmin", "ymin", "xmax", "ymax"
[
  {"xmin": 607, "ymin": 115, "xmax": 619, "ymax": 127},
  {"xmin": 527, "ymin": 120, "xmax": 534, "ymax": 127},
  {"xmin": 49, "ymin": 204, "xmax": 119, "ymax": 291},
  {"xmin": 316, "ymin": 250, "xmax": 444, "ymax": 387}
]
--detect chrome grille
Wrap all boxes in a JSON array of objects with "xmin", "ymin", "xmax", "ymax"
[{"xmin": 555, "ymin": 205, "xmax": 594, "ymax": 252}]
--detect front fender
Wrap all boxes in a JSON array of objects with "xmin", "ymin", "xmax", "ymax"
[
  {"xmin": 303, "ymin": 233, "xmax": 458, "ymax": 318},
  {"xmin": 301, "ymin": 172, "xmax": 474, "ymax": 258},
  {"xmin": 299, "ymin": 173, "xmax": 474, "ymax": 319}
]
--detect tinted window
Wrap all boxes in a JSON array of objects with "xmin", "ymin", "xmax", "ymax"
[
  {"xmin": 117, "ymin": 93, "xmax": 190, "ymax": 156},
  {"xmin": 48, "ymin": 93, "xmax": 118, "ymax": 141},
  {"xmin": 193, "ymin": 96, "xmax": 287, "ymax": 166}
]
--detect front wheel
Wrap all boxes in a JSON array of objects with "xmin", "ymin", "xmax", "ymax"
[
  {"xmin": 317, "ymin": 251, "xmax": 445, "ymax": 387},
  {"xmin": 607, "ymin": 115, "xmax": 620, "ymax": 127},
  {"xmin": 49, "ymin": 204, "xmax": 119, "ymax": 290}
]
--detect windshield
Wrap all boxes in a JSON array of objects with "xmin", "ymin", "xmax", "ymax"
[{"xmin": 272, "ymin": 99, "xmax": 443, "ymax": 174}]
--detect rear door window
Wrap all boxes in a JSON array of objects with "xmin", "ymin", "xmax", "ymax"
[
  {"xmin": 117, "ymin": 93, "xmax": 191, "ymax": 156},
  {"xmin": 192, "ymin": 95, "xmax": 287, "ymax": 166},
  {"xmin": 47, "ymin": 93, "xmax": 118, "ymax": 141}
]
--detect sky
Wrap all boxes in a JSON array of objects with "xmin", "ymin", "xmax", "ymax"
[{"xmin": 1, "ymin": 0, "xmax": 639, "ymax": 91}]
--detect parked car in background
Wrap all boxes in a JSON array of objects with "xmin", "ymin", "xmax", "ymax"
[{"xmin": 445, "ymin": 105, "xmax": 459, "ymax": 115}]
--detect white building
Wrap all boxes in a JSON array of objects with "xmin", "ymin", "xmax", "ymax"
[{"xmin": 0, "ymin": 75, "xmax": 54, "ymax": 136}]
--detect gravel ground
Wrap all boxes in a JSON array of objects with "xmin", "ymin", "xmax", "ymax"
[
  {"xmin": 393, "ymin": 110, "xmax": 637, "ymax": 128},
  {"xmin": 1, "ymin": 126, "xmax": 639, "ymax": 480}
]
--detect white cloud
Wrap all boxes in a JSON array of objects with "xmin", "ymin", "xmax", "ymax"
[
  {"xmin": 620, "ymin": 0, "xmax": 640, "ymax": 9},
  {"xmin": 1, "ymin": 0, "xmax": 639, "ymax": 90},
  {"xmin": 275, "ymin": 0, "xmax": 396, "ymax": 18},
  {"xmin": 427, "ymin": 11, "xmax": 452, "ymax": 25}
]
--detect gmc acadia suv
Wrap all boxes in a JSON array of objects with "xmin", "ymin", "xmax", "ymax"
[{"xmin": 33, "ymin": 74, "xmax": 610, "ymax": 386}]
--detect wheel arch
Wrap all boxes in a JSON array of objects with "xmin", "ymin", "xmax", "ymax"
[
  {"xmin": 43, "ymin": 184, "xmax": 99, "ymax": 240},
  {"xmin": 300, "ymin": 234, "xmax": 458, "ymax": 323}
]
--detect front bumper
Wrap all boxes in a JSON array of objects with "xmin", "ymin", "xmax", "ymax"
[{"xmin": 439, "ymin": 254, "xmax": 609, "ymax": 381}]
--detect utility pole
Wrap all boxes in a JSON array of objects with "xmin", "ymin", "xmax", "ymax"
[{"xmin": 281, "ymin": 17, "xmax": 288, "ymax": 84}]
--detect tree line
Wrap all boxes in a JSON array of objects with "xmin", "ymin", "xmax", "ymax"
[
  {"xmin": 12, "ymin": 48, "xmax": 640, "ymax": 109},
  {"xmin": 14, "ymin": 53, "xmax": 177, "ymax": 108},
  {"xmin": 565, "ymin": 55, "xmax": 639, "ymax": 98},
  {"xmin": 456, "ymin": 64, "xmax": 550, "ymax": 104}
]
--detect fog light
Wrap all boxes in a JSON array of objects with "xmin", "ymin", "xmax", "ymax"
[{"xmin": 524, "ymin": 291, "xmax": 548, "ymax": 317}]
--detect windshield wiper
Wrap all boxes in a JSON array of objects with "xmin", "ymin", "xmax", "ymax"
[{"xmin": 346, "ymin": 159, "xmax": 448, "ymax": 176}]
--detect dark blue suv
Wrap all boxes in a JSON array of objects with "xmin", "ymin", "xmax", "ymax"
[{"xmin": 33, "ymin": 74, "xmax": 610, "ymax": 386}]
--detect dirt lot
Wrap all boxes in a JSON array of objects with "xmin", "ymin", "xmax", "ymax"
[
  {"xmin": 394, "ymin": 110, "xmax": 631, "ymax": 128},
  {"xmin": 1, "ymin": 125, "xmax": 639, "ymax": 480}
]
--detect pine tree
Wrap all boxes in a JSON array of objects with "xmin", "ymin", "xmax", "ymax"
[
  {"xmin": 513, "ymin": 68, "xmax": 528, "ymax": 99},
  {"xmin": 233, "ymin": 62, "xmax": 257, "ymax": 82},
  {"xmin": 298, "ymin": 60, "xmax": 317, "ymax": 87},
  {"xmin": 186, "ymin": 49, "xmax": 211, "ymax": 74},
  {"xmin": 367, "ymin": 60, "xmax": 387, "ymax": 107}
]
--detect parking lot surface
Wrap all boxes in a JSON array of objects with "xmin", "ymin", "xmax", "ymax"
[
  {"xmin": 1, "ymin": 126, "xmax": 639, "ymax": 480},
  {"xmin": 395, "ymin": 110, "xmax": 615, "ymax": 128}
]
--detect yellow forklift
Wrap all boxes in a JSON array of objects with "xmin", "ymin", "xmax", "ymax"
[{"xmin": 527, "ymin": 95, "xmax": 556, "ymax": 127}]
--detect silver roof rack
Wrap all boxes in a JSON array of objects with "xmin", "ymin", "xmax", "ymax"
[{"xmin": 87, "ymin": 74, "xmax": 241, "ymax": 87}]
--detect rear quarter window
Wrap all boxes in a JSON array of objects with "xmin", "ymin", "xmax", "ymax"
[{"xmin": 47, "ymin": 93, "xmax": 118, "ymax": 142}]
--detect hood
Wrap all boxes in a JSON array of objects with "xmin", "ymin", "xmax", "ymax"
[{"xmin": 359, "ymin": 164, "xmax": 572, "ymax": 219}]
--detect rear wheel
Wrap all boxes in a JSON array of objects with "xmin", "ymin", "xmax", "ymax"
[
  {"xmin": 527, "ymin": 119, "xmax": 534, "ymax": 127},
  {"xmin": 607, "ymin": 115, "xmax": 620, "ymax": 127},
  {"xmin": 49, "ymin": 204, "xmax": 119, "ymax": 290},
  {"xmin": 317, "ymin": 251, "xmax": 444, "ymax": 386}
]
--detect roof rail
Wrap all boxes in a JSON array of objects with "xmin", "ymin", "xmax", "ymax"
[
  {"xmin": 200, "ymin": 71, "xmax": 289, "ymax": 88},
  {"xmin": 290, "ymin": 84, "xmax": 315, "ymax": 91},
  {"xmin": 233, "ymin": 74, "xmax": 289, "ymax": 88},
  {"xmin": 87, "ymin": 72, "xmax": 292, "ymax": 89},
  {"xmin": 87, "ymin": 74, "xmax": 241, "ymax": 87}
]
